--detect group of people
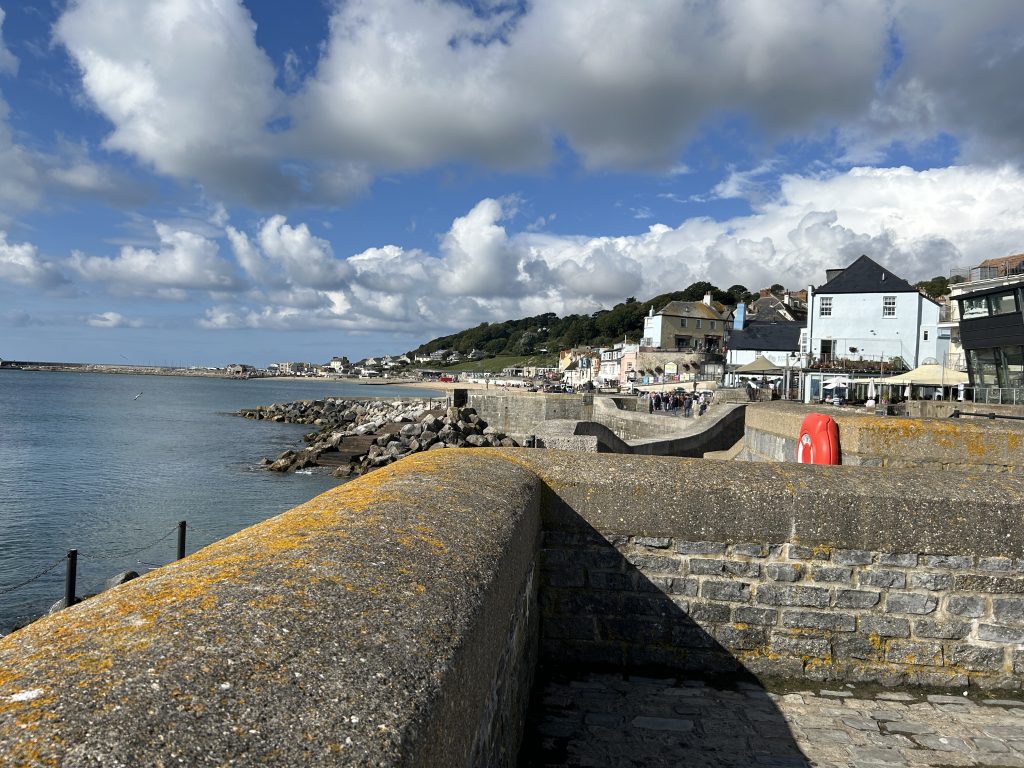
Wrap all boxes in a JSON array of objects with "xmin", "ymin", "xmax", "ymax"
[{"xmin": 643, "ymin": 390, "xmax": 709, "ymax": 417}]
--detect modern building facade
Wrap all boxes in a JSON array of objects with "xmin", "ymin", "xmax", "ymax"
[{"xmin": 954, "ymin": 272, "xmax": 1024, "ymax": 389}]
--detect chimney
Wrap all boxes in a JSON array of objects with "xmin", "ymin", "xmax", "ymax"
[
  {"xmin": 759, "ymin": 288, "xmax": 771, "ymax": 297},
  {"xmin": 703, "ymin": 291, "xmax": 712, "ymax": 306}
]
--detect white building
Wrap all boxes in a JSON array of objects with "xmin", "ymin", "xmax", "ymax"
[
  {"xmin": 807, "ymin": 255, "xmax": 942, "ymax": 371},
  {"xmin": 598, "ymin": 345, "xmax": 622, "ymax": 386}
]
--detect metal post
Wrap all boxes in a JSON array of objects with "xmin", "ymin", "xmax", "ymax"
[
  {"xmin": 64, "ymin": 549, "xmax": 77, "ymax": 609},
  {"xmin": 177, "ymin": 521, "xmax": 187, "ymax": 560}
]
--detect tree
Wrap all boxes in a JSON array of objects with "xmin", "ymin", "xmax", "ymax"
[
  {"xmin": 915, "ymin": 275, "xmax": 953, "ymax": 298},
  {"xmin": 770, "ymin": 283, "xmax": 785, "ymax": 296},
  {"xmin": 680, "ymin": 281, "xmax": 715, "ymax": 301}
]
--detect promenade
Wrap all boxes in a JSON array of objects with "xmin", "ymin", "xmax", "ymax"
[{"xmin": 522, "ymin": 672, "xmax": 1024, "ymax": 767}]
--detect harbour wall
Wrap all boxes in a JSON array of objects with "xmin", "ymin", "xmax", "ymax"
[
  {"xmin": 2, "ymin": 451, "xmax": 1023, "ymax": 765},
  {"xmin": 740, "ymin": 402, "xmax": 1024, "ymax": 471},
  {"xmin": 466, "ymin": 391, "xmax": 738, "ymax": 445}
]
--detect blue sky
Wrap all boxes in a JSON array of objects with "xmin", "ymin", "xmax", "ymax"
[{"xmin": 1, "ymin": 0, "xmax": 1024, "ymax": 366}]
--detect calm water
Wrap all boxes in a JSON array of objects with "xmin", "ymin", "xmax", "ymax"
[{"xmin": 0, "ymin": 371, "xmax": 440, "ymax": 633}]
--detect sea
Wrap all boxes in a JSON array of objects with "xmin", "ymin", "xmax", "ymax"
[{"xmin": 0, "ymin": 370, "xmax": 441, "ymax": 634}]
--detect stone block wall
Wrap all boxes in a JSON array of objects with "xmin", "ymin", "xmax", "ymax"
[
  {"xmin": 3, "ymin": 450, "xmax": 1022, "ymax": 765},
  {"xmin": 741, "ymin": 402, "xmax": 1024, "ymax": 471},
  {"xmin": 540, "ymin": 532, "xmax": 1024, "ymax": 689}
]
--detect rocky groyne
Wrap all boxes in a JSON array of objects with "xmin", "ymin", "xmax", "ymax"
[{"xmin": 237, "ymin": 398, "xmax": 520, "ymax": 477}]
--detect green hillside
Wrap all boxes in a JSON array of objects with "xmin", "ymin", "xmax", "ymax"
[{"xmin": 409, "ymin": 281, "xmax": 747, "ymax": 359}]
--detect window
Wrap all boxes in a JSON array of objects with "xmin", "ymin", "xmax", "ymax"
[
  {"xmin": 695, "ymin": 319, "xmax": 702, "ymax": 329},
  {"xmin": 961, "ymin": 296, "xmax": 988, "ymax": 319},
  {"xmin": 680, "ymin": 318, "xmax": 688, "ymax": 328},
  {"xmin": 710, "ymin": 320, "xmax": 716, "ymax": 330},
  {"xmin": 923, "ymin": 330, "xmax": 929, "ymax": 341},
  {"xmin": 882, "ymin": 295, "xmax": 896, "ymax": 317},
  {"xmin": 819, "ymin": 297, "xmax": 832, "ymax": 317},
  {"xmin": 989, "ymin": 291, "xmax": 1017, "ymax": 316}
]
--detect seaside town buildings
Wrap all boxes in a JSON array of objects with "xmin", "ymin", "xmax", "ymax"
[{"xmin": 222, "ymin": 251, "xmax": 1020, "ymax": 402}]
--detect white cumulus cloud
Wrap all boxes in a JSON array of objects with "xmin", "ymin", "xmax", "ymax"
[
  {"xmin": 68, "ymin": 223, "xmax": 241, "ymax": 295},
  {"xmin": 50, "ymin": 0, "xmax": 1024, "ymax": 206},
  {"xmin": 198, "ymin": 164, "xmax": 1024, "ymax": 335},
  {"xmin": 0, "ymin": 231, "xmax": 67, "ymax": 289},
  {"xmin": 85, "ymin": 311, "xmax": 142, "ymax": 328}
]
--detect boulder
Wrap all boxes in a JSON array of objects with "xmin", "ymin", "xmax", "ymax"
[
  {"xmin": 400, "ymin": 423, "xmax": 422, "ymax": 437},
  {"xmin": 465, "ymin": 434, "xmax": 488, "ymax": 447},
  {"xmin": 104, "ymin": 571, "xmax": 139, "ymax": 591}
]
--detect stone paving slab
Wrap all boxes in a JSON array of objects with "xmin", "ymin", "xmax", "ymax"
[{"xmin": 519, "ymin": 672, "xmax": 1024, "ymax": 767}]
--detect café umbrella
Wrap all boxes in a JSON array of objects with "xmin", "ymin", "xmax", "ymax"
[{"xmin": 822, "ymin": 376, "xmax": 851, "ymax": 389}]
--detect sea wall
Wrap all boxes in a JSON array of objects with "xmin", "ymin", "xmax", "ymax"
[
  {"xmin": 2, "ymin": 451, "xmax": 1022, "ymax": 765},
  {"xmin": 467, "ymin": 392, "xmax": 591, "ymax": 438},
  {"xmin": 741, "ymin": 402, "xmax": 1024, "ymax": 471},
  {"xmin": 0, "ymin": 453, "xmax": 543, "ymax": 768},
  {"xmin": 467, "ymin": 391, "xmax": 740, "ymax": 446}
]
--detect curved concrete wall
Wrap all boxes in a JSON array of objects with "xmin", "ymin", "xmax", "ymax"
[{"xmin": 2, "ymin": 451, "xmax": 1023, "ymax": 765}]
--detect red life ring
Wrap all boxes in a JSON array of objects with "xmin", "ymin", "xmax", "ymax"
[{"xmin": 796, "ymin": 413, "xmax": 840, "ymax": 465}]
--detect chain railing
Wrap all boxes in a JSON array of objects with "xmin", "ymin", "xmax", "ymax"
[{"xmin": 1, "ymin": 520, "xmax": 228, "ymax": 625}]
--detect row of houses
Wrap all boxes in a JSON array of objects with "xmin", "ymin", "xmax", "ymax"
[{"xmin": 559, "ymin": 252, "xmax": 1024, "ymax": 400}]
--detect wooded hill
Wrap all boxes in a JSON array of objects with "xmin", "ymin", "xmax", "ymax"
[
  {"xmin": 408, "ymin": 270, "xmax": 952, "ymax": 359},
  {"xmin": 409, "ymin": 281, "xmax": 747, "ymax": 359}
]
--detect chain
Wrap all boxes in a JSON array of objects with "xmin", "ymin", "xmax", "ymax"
[
  {"xmin": 0, "ymin": 555, "xmax": 66, "ymax": 596},
  {"xmin": 78, "ymin": 524, "xmax": 181, "ymax": 561}
]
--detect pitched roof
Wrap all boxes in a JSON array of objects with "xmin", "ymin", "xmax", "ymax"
[
  {"xmin": 728, "ymin": 321, "xmax": 802, "ymax": 352},
  {"xmin": 977, "ymin": 253, "xmax": 1024, "ymax": 272},
  {"xmin": 749, "ymin": 296, "xmax": 806, "ymax": 322},
  {"xmin": 658, "ymin": 300, "xmax": 726, "ymax": 320},
  {"xmin": 816, "ymin": 254, "xmax": 917, "ymax": 294}
]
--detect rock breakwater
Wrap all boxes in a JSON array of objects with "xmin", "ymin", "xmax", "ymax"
[{"xmin": 237, "ymin": 398, "xmax": 519, "ymax": 477}]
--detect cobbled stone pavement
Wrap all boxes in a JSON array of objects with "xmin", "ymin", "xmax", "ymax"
[{"xmin": 519, "ymin": 672, "xmax": 1024, "ymax": 768}]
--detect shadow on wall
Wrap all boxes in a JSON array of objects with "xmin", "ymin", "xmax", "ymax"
[{"xmin": 518, "ymin": 513, "xmax": 810, "ymax": 767}]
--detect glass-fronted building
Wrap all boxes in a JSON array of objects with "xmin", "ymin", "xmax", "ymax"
[{"xmin": 956, "ymin": 274, "xmax": 1024, "ymax": 389}]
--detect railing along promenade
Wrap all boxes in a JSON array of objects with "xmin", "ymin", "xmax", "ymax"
[{"xmin": 1, "ymin": 449, "xmax": 1022, "ymax": 766}]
